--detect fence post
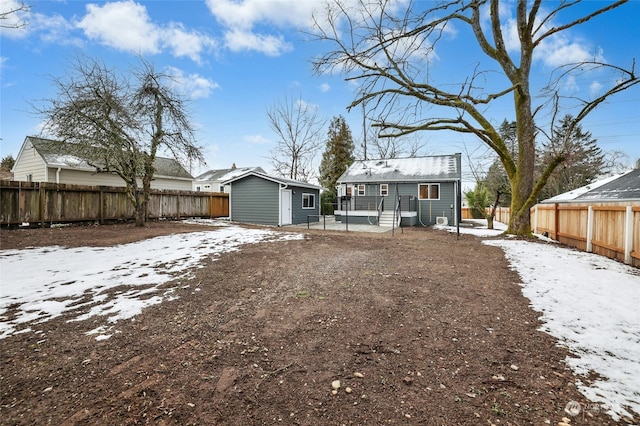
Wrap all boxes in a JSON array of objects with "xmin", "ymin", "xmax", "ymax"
[
  {"xmin": 39, "ymin": 183, "xmax": 46, "ymax": 228},
  {"xmin": 533, "ymin": 205, "xmax": 538, "ymax": 234},
  {"xmin": 554, "ymin": 203, "xmax": 559, "ymax": 240},
  {"xmin": 99, "ymin": 190, "xmax": 104, "ymax": 224},
  {"xmin": 624, "ymin": 205, "xmax": 633, "ymax": 264},
  {"xmin": 586, "ymin": 206, "xmax": 594, "ymax": 253}
]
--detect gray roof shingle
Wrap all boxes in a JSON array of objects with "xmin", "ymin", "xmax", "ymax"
[{"xmin": 575, "ymin": 169, "xmax": 640, "ymax": 201}]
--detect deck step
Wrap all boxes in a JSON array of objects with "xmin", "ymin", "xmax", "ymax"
[{"xmin": 378, "ymin": 211, "xmax": 398, "ymax": 227}]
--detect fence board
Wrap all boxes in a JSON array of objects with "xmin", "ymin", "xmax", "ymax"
[{"xmin": 1, "ymin": 180, "xmax": 228, "ymax": 226}]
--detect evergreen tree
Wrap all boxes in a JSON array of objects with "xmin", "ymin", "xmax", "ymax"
[
  {"xmin": 319, "ymin": 116, "xmax": 355, "ymax": 212},
  {"xmin": 538, "ymin": 115, "xmax": 604, "ymax": 199},
  {"xmin": 1, "ymin": 155, "xmax": 15, "ymax": 171}
]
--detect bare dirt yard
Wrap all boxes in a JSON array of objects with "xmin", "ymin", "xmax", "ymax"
[{"xmin": 0, "ymin": 221, "xmax": 620, "ymax": 425}]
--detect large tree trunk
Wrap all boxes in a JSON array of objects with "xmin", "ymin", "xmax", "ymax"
[{"xmin": 134, "ymin": 190, "xmax": 146, "ymax": 227}]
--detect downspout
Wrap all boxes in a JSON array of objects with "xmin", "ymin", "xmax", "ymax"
[
  {"xmin": 56, "ymin": 167, "xmax": 61, "ymax": 184},
  {"xmin": 279, "ymin": 183, "xmax": 289, "ymax": 226}
]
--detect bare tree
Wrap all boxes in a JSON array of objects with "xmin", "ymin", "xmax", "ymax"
[
  {"xmin": 312, "ymin": 0, "xmax": 638, "ymax": 235},
  {"xmin": 267, "ymin": 95, "xmax": 326, "ymax": 181},
  {"xmin": 1, "ymin": 1, "xmax": 30, "ymax": 29},
  {"xmin": 37, "ymin": 55, "xmax": 204, "ymax": 226}
]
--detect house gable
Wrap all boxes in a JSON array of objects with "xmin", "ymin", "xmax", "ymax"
[{"xmin": 229, "ymin": 174, "xmax": 280, "ymax": 225}]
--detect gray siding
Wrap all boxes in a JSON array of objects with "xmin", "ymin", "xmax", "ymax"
[
  {"xmin": 417, "ymin": 181, "xmax": 456, "ymax": 225},
  {"xmin": 345, "ymin": 181, "xmax": 457, "ymax": 225},
  {"xmin": 230, "ymin": 175, "xmax": 279, "ymax": 225},
  {"xmin": 291, "ymin": 188, "xmax": 320, "ymax": 225}
]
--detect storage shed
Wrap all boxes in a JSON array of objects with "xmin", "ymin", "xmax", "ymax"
[{"xmin": 225, "ymin": 171, "xmax": 321, "ymax": 226}]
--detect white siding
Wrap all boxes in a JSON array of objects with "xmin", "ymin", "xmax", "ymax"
[
  {"xmin": 13, "ymin": 140, "xmax": 47, "ymax": 182},
  {"xmin": 152, "ymin": 177, "xmax": 193, "ymax": 191},
  {"xmin": 56, "ymin": 168, "xmax": 193, "ymax": 190}
]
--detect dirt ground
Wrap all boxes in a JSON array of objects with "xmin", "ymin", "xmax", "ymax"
[{"xmin": 0, "ymin": 221, "xmax": 624, "ymax": 425}]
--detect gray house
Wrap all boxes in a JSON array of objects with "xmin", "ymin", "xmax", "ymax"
[
  {"xmin": 225, "ymin": 171, "xmax": 321, "ymax": 226},
  {"xmin": 335, "ymin": 154, "xmax": 462, "ymax": 227}
]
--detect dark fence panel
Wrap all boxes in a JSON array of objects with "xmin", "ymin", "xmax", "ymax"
[{"xmin": 0, "ymin": 180, "xmax": 229, "ymax": 226}]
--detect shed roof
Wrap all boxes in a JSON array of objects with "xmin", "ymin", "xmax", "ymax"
[
  {"xmin": 26, "ymin": 136, "xmax": 193, "ymax": 179},
  {"xmin": 337, "ymin": 154, "xmax": 461, "ymax": 184},
  {"xmin": 224, "ymin": 171, "xmax": 321, "ymax": 190},
  {"xmin": 195, "ymin": 166, "xmax": 265, "ymax": 182}
]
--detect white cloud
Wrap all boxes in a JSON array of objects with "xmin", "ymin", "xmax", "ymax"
[
  {"xmin": 77, "ymin": 1, "xmax": 161, "ymax": 55},
  {"xmin": 205, "ymin": 0, "xmax": 320, "ymax": 56},
  {"xmin": 0, "ymin": 0, "xmax": 30, "ymax": 39},
  {"xmin": 535, "ymin": 36, "xmax": 603, "ymax": 68},
  {"xmin": 244, "ymin": 134, "xmax": 270, "ymax": 145},
  {"xmin": 223, "ymin": 28, "xmax": 292, "ymax": 57},
  {"xmin": 165, "ymin": 66, "xmax": 220, "ymax": 99},
  {"xmin": 319, "ymin": 83, "xmax": 330, "ymax": 93},
  {"xmin": 76, "ymin": 1, "xmax": 215, "ymax": 62},
  {"xmin": 162, "ymin": 23, "xmax": 218, "ymax": 63},
  {"xmin": 500, "ymin": 5, "xmax": 605, "ymax": 68},
  {"xmin": 206, "ymin": 0, "xmax": 317, "ymax": 30},
  {"xmin": 590, "ymin": 80, "xmax": 603, "ymax": 97}
]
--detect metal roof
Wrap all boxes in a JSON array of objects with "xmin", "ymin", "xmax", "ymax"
[{"xmin": 337, "ymin": 154, "xmax": 461, "ymax": 184}]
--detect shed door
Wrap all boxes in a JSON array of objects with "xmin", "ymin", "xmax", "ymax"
[{"xmin": 280, "ymin": 189, "xmax": 292, "ymax": 225}]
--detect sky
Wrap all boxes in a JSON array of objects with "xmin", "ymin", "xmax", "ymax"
[
  {"xmin": 1, "ymin": 0, "xmax": 639, "ymax": 185},
  {"xmin": 0, "ymin": 218, "xmax": 638, "ymax": 422}
]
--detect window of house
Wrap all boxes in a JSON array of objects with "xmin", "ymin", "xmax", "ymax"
[
  {"xmin": 219, "ymin": 185, "xmax": 225, "ymax": 192},
  {"xmin": 302, "ymin": 193, "xmax": 316, "ymax": 209},
  {"xmin": 26, "ymin": 174, "xmax": 33, "ymax": 182},
  {"xmin": 418, "ymin": 183, "xmax": 440, "ymax": 200},
  {"xmin": 195, "ymin": 185, "xmax": 201, "ymax": 192},
  {"xmin": 357, "ymin": 184, "xmax": 365, "ymax": 196},
  {"xmin": 380, "ymin": 184, "xmax": 388, "ymax": 196},
  {"xmin": 346, "ymin": 186, "xmax": 353, "ymax": 197}
]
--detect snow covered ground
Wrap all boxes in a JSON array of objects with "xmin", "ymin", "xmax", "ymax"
[
  {"xmin": 0, "ymin": 220, "xmax": 303, "ymax": 340},
  {"xmin": 442, "ymin": 219, "xmax": 640, "ymax": 421},
  {"xmin": 1, "ymin": 219, "xmax": 638, "ymax": 421}
]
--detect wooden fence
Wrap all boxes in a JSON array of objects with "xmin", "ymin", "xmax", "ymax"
[
  {"xmin": 462, "ymin": 203, "xmax": 639, "ymax": 267},
  {"xmin": 532, "ymin": 202, "xmax": 640, "ymax": 268},
  {"xmin": 0, "ymin": 180, "xmax": 229, "ymax": 227}
]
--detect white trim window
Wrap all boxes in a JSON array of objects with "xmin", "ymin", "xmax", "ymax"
[
  {"xmin": 357, "ymin": 184, "xmax": 366, "ymax": 196},
  {"xmin": 380, "ymin": 183, "xmax": 388, "ymax": 196},
  {"xmin": 302, "ymin": 193, "xmax": 316, "ymax": 209},
  {"xmin": 418, "ymin": 183, "xmax": 440, "ymax": 200}
]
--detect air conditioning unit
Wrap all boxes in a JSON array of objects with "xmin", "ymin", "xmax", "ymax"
[{"xmin": 436, "ymin": 216, "xmax": 448, "ymax": 226}]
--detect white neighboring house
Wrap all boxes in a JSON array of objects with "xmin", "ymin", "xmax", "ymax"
[
  {"xmin": 193, "ymin": 165, "xmax": 266, "ymax": 193},
  {"xmin": 12, "ymin": 136, "xmax": 194, "ymax": 191}
]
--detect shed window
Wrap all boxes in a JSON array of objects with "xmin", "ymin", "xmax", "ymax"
[
  {"xmin": 302, "ymin": 193, "xmax": 316, "ymax": 209},
  {"xmin": 380, "ymin": 184, "xmax": 388, "ymax": 196},
  {"xmin": 357, "ymin": 184, "xmax": 365, "ymax": 196},
  {"xmin": 418, "ymin": 183, "xmax": 440, "ymax": 200}
]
